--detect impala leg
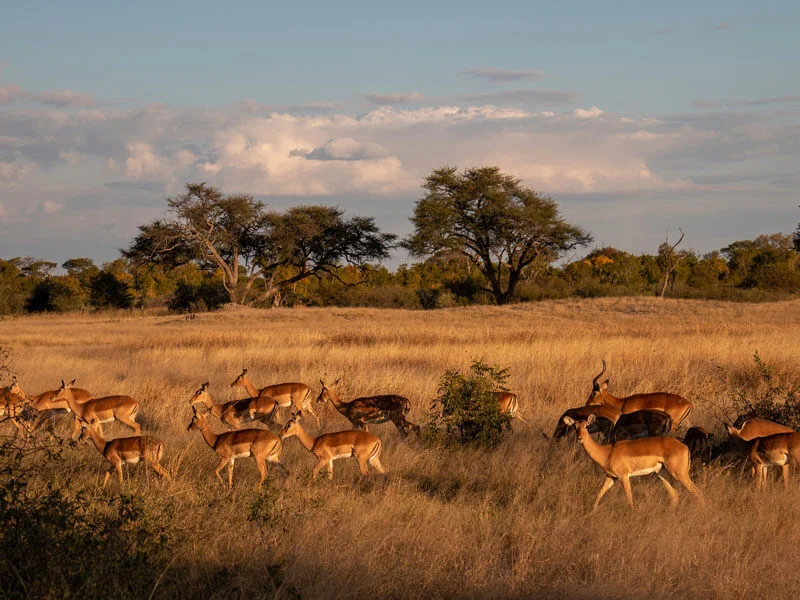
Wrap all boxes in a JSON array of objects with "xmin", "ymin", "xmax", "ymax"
[
  {"xmin": 656, "ymin": 474, "xmax": 680, "ymax": 507},
  {"xmin": 227, "ymin": 460, "xmax": 235, "ymax": 490},
  {"xmin": 514, "ymin": 411, "xmax": 531, "ymax": 428},
  {"xmin": 369, "ymin": 455, "xmax": 386, "ymax": 474},
  {"xmin": 71, "ymin": 416, "xmax": 83, "ymax": 441},
  {"xmin": 118, "ymin": 414, "xmax": 141, "ymax": 434},
  {"xmin": 327, "ymin": 459, "xmax": 334, "ymax": 480},
  {"xmin": 267, "ymin": 453, "xmax": 288, "ymax": 476},
  {"xmin": 312, "ymin": 458, "xmax": 327, "ymax": 480},
  {"xmin": 255, "ymin": 457, "xmax": 267, "ymax": 489},
  {"xmin": 103, "ymin": 469, "xmax": 111, "ymax": 488},
  {"xmin": 356, "ymin": 455, "xmax": 370, "ymax": 476},
  {"xmin": 782, "ymin": 464, "xmax": 790, "ymax": 490},
  {"xmin": 620, "ymin": 475, "xmax": 634, "ymax": 509},
  {"xmin": 593, "ymin": 477, "xmax": 615, "ymax": 512},
  {"xmin": 148, "ymin": 460, "xmax": 171, "ymax": 481},
  {"xmin": 214, "ymin": 457, "xmax": 229, "ymax": 488},
  {"xmin": 115, "ymin": 461, "xmax": 124, "ymax": 487}
]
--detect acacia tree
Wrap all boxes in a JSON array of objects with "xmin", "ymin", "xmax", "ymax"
[
  {"xmin": 124, "ymin": 182, "xmax": 396, "ymax": 305},
  {"xmin": 405, "ymin": 166, "xmax": 591, "ymax": 305}
]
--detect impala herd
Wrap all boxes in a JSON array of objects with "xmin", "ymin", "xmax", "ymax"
[{"xmin": 1, "ymin": 362, "xmax": 798, "ymax": 510}]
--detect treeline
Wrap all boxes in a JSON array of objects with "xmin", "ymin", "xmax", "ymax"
[
  {"xmin": 1, "ymin": 166, "xmax": 799, "ymax": 314},
  {"xmin": 1, "ymin": 231, "xmax": 799, "ymax": 314}
]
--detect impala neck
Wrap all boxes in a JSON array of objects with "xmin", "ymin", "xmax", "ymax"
[
  {"xmin": 195, "ymin": 417, "xmax": 219, "ymax": 449},
  {"xmin": 240, "ymin": 376, "xmax": 259, "ymax": 397},
  {"xmin": 326, "ymin": 386, "xmax": 346, "ymax": 410},
  {"xmin": 62, "ymin": 387, "xmax": 82, "ymax": 417},
  {"xmin": 83, "ymin": 425, "xmax": 107, "ymax": 456},
  {"xmin": 291, "ymin": 423, "xmax": 316, "ymax": 453},
  {"xmin": 595, "ymin": 391, "xmax": 621, "ymax": 409},
  {"xmin": 578, "ymin": 426, "xmax": 612, "ymax": 470}
]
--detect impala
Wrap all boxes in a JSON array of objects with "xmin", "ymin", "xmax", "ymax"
[
  {"xmin": 585, "ymin": 361, "xmax": 693, "ymax": 431},
  {"xmin": 493, "ymin": 391, "xmax": 530, "ymax": 427},
  {"xmin": 77, "ymin": 419, "xmax": 170, "ymax": 488},
  {"xmin": 726, "ymin": 419, "xmax": 795, "ymax": 476},
  {"xmin": 280, "ymin": 414, "xmax": 385, "ymax": 479},
  {"xmin": 231, "ymin": 368, "xmax": 316, "ymax": 422},
  {"xmin": 608, "ymin": 409, "xmax": 673, "ymax": 442},
  {"xmin": 1, "ymin": 376, "xmax": 30, "ymax": 436},
  {"xmin": 187, "ymin": 408, "xmax": 286, "ymax": 490},
  {"xmin": 190, "ymin": 382, "xmax": 278, "ymax": 429},
  {"xmin": 747, "ymin": 432, "xmax": 800, "ymax": 490},
  {"xmin": 552, "ymin": 404, "xmax": 621, "ymax": 440},
  {"xmin": 683, "ymin": 427, "xmax": 712, "ymax": 464},
  {"xmin": 12, "ymin": 378, "xmax": 94, "ymax": 438},
  {"xmin": 317, "ymin": 379, "xmax": 419, "ymax": 437},
  {"xmin": 562, "ymin": 413, "xmax": 704, "ymax": 510},
  {"xmin": 52, "ymin": 380, "xmax": 141, "ymax": 439}
]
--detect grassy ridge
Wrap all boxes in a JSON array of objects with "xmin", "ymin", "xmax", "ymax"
[{"xmin": 3, "ymin": 297, "xmax": 800, "ymax": 598}]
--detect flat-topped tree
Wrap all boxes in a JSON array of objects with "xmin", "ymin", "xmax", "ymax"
[
  {"xmin": 124, "ymin": 182, "xmax": 396, "ymax": 305},
  {"xmin": 405, "ymin": 166, "xmax": 591, "ymax": 305}
]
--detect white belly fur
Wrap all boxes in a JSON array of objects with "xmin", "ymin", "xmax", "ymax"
[{"xmin": 629, "ymin": 465, "xmax": 661, "ymax": 477}]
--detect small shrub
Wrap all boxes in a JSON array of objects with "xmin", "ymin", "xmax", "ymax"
[{"xmin": 427, "ymin": 359, "xmax": 513, "ymax": 447}]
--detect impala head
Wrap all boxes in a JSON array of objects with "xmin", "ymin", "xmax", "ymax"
[
  {"xmin": 52, "ymin": 378, "xmax": 77, "ymax": 402},
  {"xmin": 586, "ymin": 360, "xmax": 609, "ymax": 405},
  {"xmin": 562, "ymin": 413, "xmax": 595, "ymax": 444},
  {"xmin": 316, "ymin": 378, "xmax": 341, "ymax": 404},
  {"xmin": 189, "ymin": 381, "xmax": 211, "ymax": 406},
  {"xmin": 187, "ymin": 406, "xmax": 207, "ymax": 432},
  {"xmin": 230, "ymin": 368, "xmax": 248, "ymax": 389},
  {"xmin": 280, "ymin": 414, "xmax": 303, "ymax": 440},
  {"xmin": 8, "ymin": 376, "xmax": 26, "ymax": 400}
]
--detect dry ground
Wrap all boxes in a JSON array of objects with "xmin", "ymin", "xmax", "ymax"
[{"xmin": 3, "ymin": 297, "xmax": 800, "ymax": 599}]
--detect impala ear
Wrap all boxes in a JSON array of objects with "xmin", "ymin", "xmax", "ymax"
[
  {"xmin": 586, "ymin": 413, "xmax": 597, "ymax": 426},
  {"xmin": 202, "ymin": 381, "xmax": 209, "ymax": 390},
  {"xmin": 562, "ymin": 416, "xmax": 575, "ymax": 426},
  {"xmin": 60, "ymin": 379, "xmax": 66, "ymax": 389},
  {"xmin": 11, "ymin": 376, "xmax": 16, "ymax": 384},
  {"xmin": 600, "ymin": 380, "xmax": 609, "ymax": 391},
  {"xmin": 334, "ymin": 378, "xmax": 341, "ymax": 386},
  {"xmin": 68, "ymin": 379, "xmax": 76, "ymax": 387},
  {"xmin": 242, "ymin": 368, "xmax": 247, "ymax": 374}
]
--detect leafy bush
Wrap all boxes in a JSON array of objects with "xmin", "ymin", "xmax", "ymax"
[
  {"xmin": 427, "ymin": 359, "xmax": 513, "ymax": 447},
  {"xmin": 167, "ymin": 280, "xmax": 229, "ymax": 313},
  {"xmin": 713, "ymin": 351, "xmax": 800, "ymax": 430},
  {"xmin": 0, "ymin": 436, "xmax": 175, "ymax": 599}
]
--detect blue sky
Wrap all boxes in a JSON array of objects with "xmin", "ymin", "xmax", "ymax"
[{"xmin": 1, "ymin": 0, "xmax": 799, "ymax": 264}]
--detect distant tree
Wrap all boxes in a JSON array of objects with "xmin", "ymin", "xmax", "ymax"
[
  {"xmin": 124, "ymin": 183, "xmax": 395, "ymax": 305},
  {"xmin": 657, "ymin": 229, "xmax": 691, "ymax": 298},
  {"xmin": 405, "ymin": 166, "xmax": 591, "ymax": 305},
  {"xmin": 90, "ymin": 271, "xmax": 133, "ymax": 309},
  {"xmin": 62, "ymin": 258, "xmax": 100, "ymax": 290},
  {"xmin": 25, "ymin": 277, "xmax": 85, "ymax": 312}
]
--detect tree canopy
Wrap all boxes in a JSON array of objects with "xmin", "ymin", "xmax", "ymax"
[
  {"xmin": 123, "ymin": 182, "xmax": 396, "ymax": 304},
  {"xmin": 405, "ymin": 166, "xmax": 591, "ymax": 304}
]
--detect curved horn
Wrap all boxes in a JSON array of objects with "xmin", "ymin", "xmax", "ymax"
[{"xmin": 592, "ymin": 360, "xmax": 607, "ymax": 387}]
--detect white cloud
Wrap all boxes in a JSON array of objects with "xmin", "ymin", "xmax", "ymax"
[
  {"xmin": 573, "ymin": 106, "xmax": 604, "ymax": 119},
  {"xmin": 42, "ymin": 200, "xmax": 63, "ymax": 214},
  {"xmin": 291, "ymin": 137, "xmax": 390, "ymax": 161}
]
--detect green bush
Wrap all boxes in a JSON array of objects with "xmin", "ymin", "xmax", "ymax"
[
  {"xmin": 167, "ymin": 280, "xmax": 229, "ymax": 313},
  {"xmin": 427, "ymin": 359, "xmax": 513, "ymax": 447}
]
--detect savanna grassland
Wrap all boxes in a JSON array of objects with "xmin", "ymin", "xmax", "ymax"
[{"xmin": 3, "ymin": 297, "xmax": 800, "ymax": 599}]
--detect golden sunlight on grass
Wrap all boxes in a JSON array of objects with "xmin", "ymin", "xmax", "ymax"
[{"xmin": 3, "ymin": 297, "xmax": 800, "ymax": 598}]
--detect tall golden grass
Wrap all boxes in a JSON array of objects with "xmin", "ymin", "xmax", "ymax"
[{"xmin": 3, "ymin": 297, "xmax": 800, "ymax": 598}]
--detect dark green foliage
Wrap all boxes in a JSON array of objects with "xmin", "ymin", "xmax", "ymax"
[
  {"xmin": 167, "ymin": 280, "xmax": 229, "ymax": 313},
  {"xmin": 714, "ymin": 351, "xmax": 800, "ymax": 431},
  {"xmin": 0, "ymin": 438, "xmax": 174, "ymax": 600},
  {"xmin": 24, "ymin": 277, "xmax": 85, "ymax": 312},
  {"xmin": 90, "ymin": 270, "xmax": 134, "ymax": 308},
  {"xmin": 427, "ymin": 359, "xmax": 513, "ymax": 447}
]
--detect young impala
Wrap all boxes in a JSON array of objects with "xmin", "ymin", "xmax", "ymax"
[
  {"xmin": 187, "ymin": 408, "xmax": 286, "ymax": 490},
  {"xmin": 585, "ymin": 361, "xmax": 693, "ymax": 431},
  {"xmin": 563, "ymin": 413, "xmax": 704, "ymax": 510},
  {"xmin": 317, "ymin": 379, "xmax": 419, "ymax": 437},
  {"xmin": 51, "ymin": 380, "xmax": 141, "ymax": 440},
  {"xmin": 189, "ymin": 382, "xmax": 279, "ymax": 429},
  {"xmin": 747, "ymin": 431, "xmax": 800, "ymax": 490},
  {"xmin": 279, "ymin": 414, "xmax": 385, "ymax": 480},
  {"xmin": 230, "ymin": 368, "xmax": 316, "ymax": 422},
  {"xmin": 77, "ymin": 419, "xmax": 170, "ymax": 488}
]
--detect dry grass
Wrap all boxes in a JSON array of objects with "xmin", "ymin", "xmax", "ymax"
[{"xmin": 3, "ymin": 297, "xmax": 800, "ymax": 599}]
